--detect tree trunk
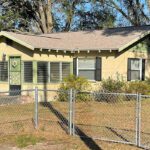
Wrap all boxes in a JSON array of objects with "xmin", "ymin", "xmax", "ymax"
[
  {"xmin": 37, "ymin": 0, "xmax": 53, "ymax": 33},
  {"xmin": 45, "ymin": 0, "xmax": 53, "ymax": 33}
]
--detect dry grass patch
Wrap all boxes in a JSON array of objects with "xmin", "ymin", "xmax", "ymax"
[{"xmin": 0, "ymin": 99, "xmax": 149, "ymax": 149}]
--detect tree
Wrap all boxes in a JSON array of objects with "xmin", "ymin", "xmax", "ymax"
[
  {"xmin": 1, "ymin": 0, "xmax": 149, "ymax": 33},
  {"xmin": 0, "ymin": 0, "xmax": 53, "ymax": 33},
  {"xmin": 58, "ymin": 0, "xmax": 115, "ymax": 31},
  {"xmin": 0, "ymin": 8, "xmax": 18, "ymax": 31},
  {"xmin": 147, "ymin": 0, "xmax": 150, "ymax": 9},
  {"xmin": 75, "ymin": 1, "xmax": 115, "ymax": 30},
  {"xmin": 106, "ymin": 0, "xmax": 150, "ymax": 26}
]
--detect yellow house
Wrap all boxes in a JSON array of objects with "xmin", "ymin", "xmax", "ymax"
[{"xmin": 0, "ymin": 25, "xmax": 150, "ymax": 91}]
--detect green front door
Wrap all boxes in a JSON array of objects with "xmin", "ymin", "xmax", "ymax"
[{"xmin": 9, "ymin": 56, "xmax": 21, "ymax": 92}]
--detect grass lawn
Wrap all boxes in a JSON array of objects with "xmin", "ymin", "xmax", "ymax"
[{"xmin": 0, "ymin": 97, "xmax": 149, "ymax": 149}]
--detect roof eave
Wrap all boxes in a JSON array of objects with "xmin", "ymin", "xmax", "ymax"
[
  {"xmin": 0, "ymin": 31, "xmax": 35, "ymax": 50},
  {"xmin": 35, "ymin": 47, "xmax": 118, "ymax": 52},
  {"xmin": 118, "ymin": 31, "xmax": 150, "ymax": 52}
]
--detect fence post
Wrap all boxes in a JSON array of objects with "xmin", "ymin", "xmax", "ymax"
[
  {"xmin": 34, "ymin": 87, "xmax": 38, "ymax": 129},
  {"xmin": 136, "ymin": 93, "xmax": 141, "ymax": 147},
  {"xmin": 69, "ymin": 88, "xmax": 73, "ymax": 135},
  {"xmin": 72, "ymin": 89, "xmax": 76, "ymax": 136}
]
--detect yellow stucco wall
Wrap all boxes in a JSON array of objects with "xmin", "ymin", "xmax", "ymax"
[
  {"xmin": 0, "ymin": 36, "xmax": 150, "ymax": 92},
  {"xmin": 0, "ymin": 37, "xmax": 73, "ymax": 91},
  {"xmin": 75, "ymin": 50, "xmax": 150, "ymax": 81},
  {"xmin": 0, "ymin": 37, "xmax": 73, "ymax": 61}
]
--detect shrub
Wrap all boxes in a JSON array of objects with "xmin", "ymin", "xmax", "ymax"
[
  {"xmin": 145, "ymin": 77, "xmax": 150, "ymax": 84},
  {"xmin": 124, "ymin": 81, "xmax": 150, "ymax": 95},
  {"xmin": 96, "ymin": 78, "xmax": 125, "ymax": 103},
  {"xmin": 101, "ymin": 78, "xmax": 125, "ymax": 92},
  {"xmin": 58, "ymin": 75, "xmax": 91, "ymax": 102}
]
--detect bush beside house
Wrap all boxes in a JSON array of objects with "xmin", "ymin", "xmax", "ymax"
[
  {"xmin": 58, "ymin": 75, "xmax": 150, "ymax": 102},
  {"xmin": 58, "ymin": 75, "xmax": 91, "ymax": 102},
  {"xmin": 101, "ymin": 78, "xmax": 150, "ymax": 95}
]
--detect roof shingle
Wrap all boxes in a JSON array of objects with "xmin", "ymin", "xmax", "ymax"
[{"xmin": 1, "ymin": 25, "xmax": 150, "ymax": 51}]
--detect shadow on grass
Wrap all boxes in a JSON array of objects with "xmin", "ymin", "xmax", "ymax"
[
  {"xmin": 40, "ymin": 102, "xmax": 102, "ymax": 150},
  {"xmin": 76, "ymin": 123, "xmax": 138, "ymax": 142},
  {"xmin": 106, "ymin": 127, "xmax": 130, "ymax": 142}
]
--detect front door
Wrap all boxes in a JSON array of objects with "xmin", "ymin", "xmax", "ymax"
[{"xmin": 9, "ymin": 56, "xmax": 21, "ymax": 94}]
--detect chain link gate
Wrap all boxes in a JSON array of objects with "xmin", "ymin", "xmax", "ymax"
[{"xmin": 71, "ymin": 90, "xmax": 150, "ymax": 149}]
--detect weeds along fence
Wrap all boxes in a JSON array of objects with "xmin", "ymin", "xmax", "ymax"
[{"xmin": 0, "ymin": 88, "xmax": 149, "ymax": 149}]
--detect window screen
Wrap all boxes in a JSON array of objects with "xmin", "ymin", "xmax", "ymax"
[
  {"xmin": 37, "ymin": 62, "xmax": 48, "ymax": 83},
  {"xmin": 131, "ymin": 59, "xmax": 140, "ymax": 70},
  {"xmin": 24, "ymin": 62, "xmax": 33, "ymax": 83},
  {"xmin": 0, "ymin": 62, "xmax": 8, "ymax": 82},
  {"xmin": 78, "ymin": 58, "xmax": 95, "ymax": 69},
  {"xmin": 78, "ymin": 70, "xmax": 95, "ymax": 80}
]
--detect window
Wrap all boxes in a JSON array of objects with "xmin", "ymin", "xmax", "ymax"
[
  {"xmin": 37, "ymin": 62, "xmax": 71, "ymax": 83},
  {"xmin": 78, "ymin": 58, "xmax": 96, "ymax": 80},
  {"xmin": 50, "ymin": 62, "xmax": 71, "ymax": 82},
  {"xmin": 0, "ymin": 62, "xmax": 8, "ymax": 82},
  {"xmin": 73, "ymin": 57, "xmax": 101, "ymax": 81},
  {"xmin": 24, "ymin": 62, "xmax": 33, "ymax": 83},
  {"xmin": 50, "ymin": 62, "xmax": 60, "ymax": 82},
  {"xmin": 62, "ymin": 63, "xmax": 70, "ymax": 80},
  {"xmin": 37, "ymin": 62, "xmax": 48, "ymax": 83},
  {"xmin": 128, "ymin": 58, "xmax": 145, "ymax": 81}
]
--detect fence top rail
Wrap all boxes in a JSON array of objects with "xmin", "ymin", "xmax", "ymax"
[
  {"xmin": 38, "ymin": 89, "xmax": 68, "ymax": 93},
  {"xmin": 0, "ymin": 89, "xmax": 68, "ymax": 93},
  {"xmin": 77, "ymin": 91, "xmax": 138, "ymax": 96},
  {"xmin": 141, "ymin": 95, "xmax": 150, "ymax": 98},
  {"xmin": 0, "ymin": 89, "xmax": 34, "ymax": 93}
]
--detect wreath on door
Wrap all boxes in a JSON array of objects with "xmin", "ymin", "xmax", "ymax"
[{"xmin": 12, "ymin": 60, "xmax": 18, "ymax": 68}]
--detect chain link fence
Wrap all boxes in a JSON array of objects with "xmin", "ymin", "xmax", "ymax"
[
  {"xmin": 141, "ymin": 95, "xmax": 150, "ymax": 149},
  {"xmin": 0, "ymin": 88, "xmax": 71, "ymax": 141},
  {"xmin": 37, "ymin": 89, "xmax": 70, "ymax": 140},
  {"xmin": 0, "ymin": 89, "xmax": 35, "ymax": 135},
  {"xmin": 72, "ymin": 91, "xmax": 150, "ymax": 149},
  {"xmin": 0, "ymin": 88, "xmax": 149, "ymax": 149},
  {"xmin": 73, "ymin": 92, "xmax": 137, "ymax": 144}
]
